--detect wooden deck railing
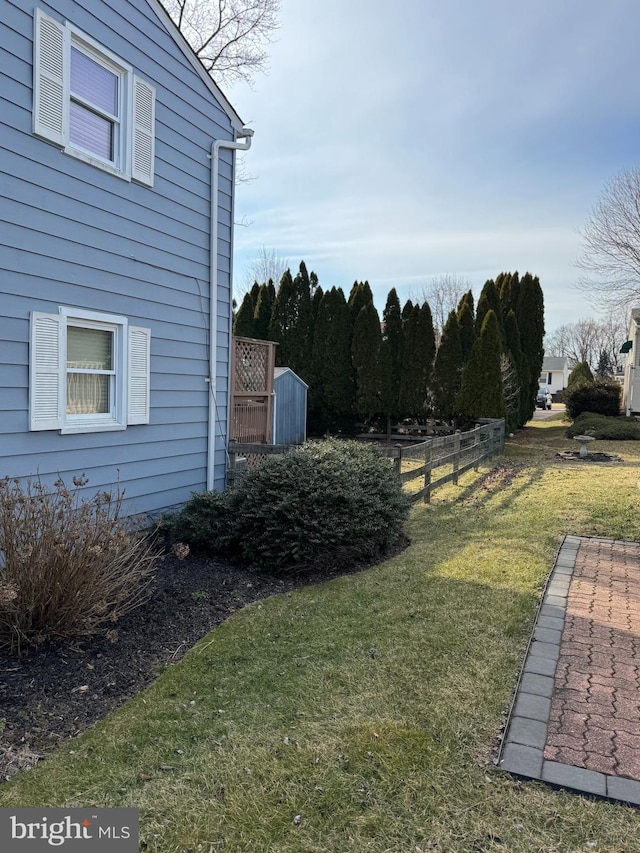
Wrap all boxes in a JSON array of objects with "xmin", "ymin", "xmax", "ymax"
[{"xmin": 227, "ymin": 419, "xmax": 505, "ymax": 499}]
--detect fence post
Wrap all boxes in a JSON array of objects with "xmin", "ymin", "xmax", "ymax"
[
  {"xmin": 424, "ymin": 439, "xmax": 432, "ymax": 503},
  {"xmin": 227, "ymin": 442, "xmax": 237, "ymax": 489},
  {"xmin": 452, "ymin": 430, "xmax": 461, "ymax": 485},
  {"xmin": 393, "ymin": 444, "xmax": 403, "ymax": 475},
  {"xmin": 473, "ymin": 424, "xmax": 481, "ymax": 471}
]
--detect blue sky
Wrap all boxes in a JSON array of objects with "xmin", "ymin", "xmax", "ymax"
[{"xmin": 229, "ymin": 0, "xmax": 640, "ymax": 333}]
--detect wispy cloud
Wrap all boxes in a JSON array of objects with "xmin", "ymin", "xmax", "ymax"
[{"xmin": 231, "ymin": 0, "xmax": 640, "ymax": 329}]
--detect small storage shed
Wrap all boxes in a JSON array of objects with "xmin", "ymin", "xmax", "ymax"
[{"xmin": 272, "ymin": 367, "xmax": 308, "ymax": 445}]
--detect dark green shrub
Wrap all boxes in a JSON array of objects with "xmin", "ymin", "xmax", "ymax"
[
  {"xmin": 169, "ymin": 440, "xmax": 411, "ymax": 573},
  {"xmin": 567, "ymin": 361, "xmax": 594, "ymax": 389},
  {"xmin": 161, "ymin": 490, "xmax": 232, "ymax": 555},
  {"xmin": 0, "ymin": 477, "xmax": 159, "ymax": 654},
  {"xmin": 564, "ymin": 380, "xmax": 621, "ymax": 419},
  {"xmin": 566, "ymin": 413, "xmax": 640, "ymax": 440},
  {"xmin": 227, "ymin": 440, "xmax": 410, "ymax": 572}
]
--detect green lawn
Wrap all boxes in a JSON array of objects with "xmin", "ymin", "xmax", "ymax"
[{"xmin": 2, "ymin": 417, "xmax": 640, "ymax": 851}]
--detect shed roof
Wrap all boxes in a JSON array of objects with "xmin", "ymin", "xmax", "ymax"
[{"xmin": 274, "ymin": 367, "xmax": 309, "ymax": 389}]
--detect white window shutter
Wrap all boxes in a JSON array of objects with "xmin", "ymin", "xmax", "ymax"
[
  {"xmin": 128, "ymin": 326, "xmax": 151, "ymax": 424},
  {"xmin": 33, "ymin": 9, "xmax": 67, "ymax": 146},
  {"xmin": 30, "ymin": 312, "xmax": 63, "ymax": 430},
  {"xmin": 132, "ymin": 76, "xmax": 155, "ymax": 186}
]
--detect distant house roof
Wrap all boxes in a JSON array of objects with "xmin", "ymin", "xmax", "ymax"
[{"xmin": 542, "ymin": 356, "xmax": 569, "ymax": 371}]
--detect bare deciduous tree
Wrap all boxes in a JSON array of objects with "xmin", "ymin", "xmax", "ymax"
[
  {"xmin": 421, "ymin": 274, "xmax": 470, "ymax": 337},
  {"xmin": 577, "ymin": 168, "xmax": 640, "ymax": 314},
  {"xmin": 544, "ymin": 314, "xmax": 627, "ymax": 373},
  {"xmin": 242, "ymin": 246, "xmax": 289, "ymax": 291},
  {"xmin": 161, "ymin": 0, "xmax": 280, "ymax": 87}
]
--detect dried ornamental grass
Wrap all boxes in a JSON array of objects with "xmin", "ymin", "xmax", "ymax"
[{"xmin": 0, "ymin": 476, "xmax": 160, "ymax": 654}]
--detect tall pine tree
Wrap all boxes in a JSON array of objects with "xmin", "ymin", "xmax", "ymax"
[
  {"xmin": 516, "ymin": 272, "xmax": 545, "ymax": 425},
  {"xmin": 268, "ymin": 264, "xmax": 313, "ymax": 380},
  {"xmin": 459, "ymin": 309, "xmax": 505, "ymax": 421},
  {"xmin": 382, "ymin": 288, "xmax": 403, "ymax": 414},
  {"xmin": 398, "ymin": 302, "xmax": 436, "ymax": 418},
  {"xmin": 475, "ymin": 278, "xmax": 502, "ymax": 338},
  {"xmin": 253, "ymin": 283, "xmax": 274, "ymax": 340},
  {"xmin": 348, "ymin": 281, "xmax": 374, "ymax": 330},
  {"xmin": 309, "ymin": 287, "xmax": 354, "ymax": 432},
  {"xmin": 456, "ymin": 298, "xmax": 475, "ymax": 364},
  {"xmin": 503, "ymin": 308, "xmax": 524, "ymax": 431},
  {"xmin": 432, "ymin": 309, "xmax": 463, "ymax": 423},
  {"xmin": 233, "ymin": 292, "xmax": 256, "ymax": 337},
  {"xmin": 352, "ymin": 302, "xmax": 382, "ymax": 421}
]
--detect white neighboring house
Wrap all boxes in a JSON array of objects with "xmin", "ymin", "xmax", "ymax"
[
  {"xmin": 621, "ymin": 309, "xmax": 640, "ymax": 415},
  {"xmin": 539, "ymin": 356, "xmax": 571, "ymax": 398}
]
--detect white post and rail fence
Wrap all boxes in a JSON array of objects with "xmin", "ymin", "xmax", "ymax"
[{"xmin": 227, "ymin": 418, "xmax": 505, "ymax": 502}]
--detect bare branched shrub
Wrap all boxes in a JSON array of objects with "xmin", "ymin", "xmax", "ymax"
[{"xmin": 0, "ymin": 477, "xmax": 160, "ymax": 654}]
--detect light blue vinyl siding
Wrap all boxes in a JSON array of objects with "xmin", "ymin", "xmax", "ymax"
[{"xmin": 0, "ymin": 0, "xmax": 241, "ymax": 517}]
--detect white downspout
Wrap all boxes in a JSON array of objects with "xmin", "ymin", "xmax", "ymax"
[{"xmin": 207, "ymin": 128, "xmax": 254, "ymax": 491}]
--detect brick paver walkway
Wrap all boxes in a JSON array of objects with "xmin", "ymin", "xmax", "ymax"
[{"xmin": 500, "ymin": 536, "xmax": 640, "ymax": 804}]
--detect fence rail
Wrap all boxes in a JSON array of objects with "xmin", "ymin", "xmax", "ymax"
[{"xmin": 227, "ymin": 419, "xmax": 505, "ymax": 500}]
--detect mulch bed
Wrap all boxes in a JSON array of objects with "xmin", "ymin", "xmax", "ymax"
[
  {"xmin": 556, "ymin": 451, "xmax": 623, "ymax": 462},
  {"xmin": 0, "ymin": 544, "xmax": 405, "ymax": 784}
]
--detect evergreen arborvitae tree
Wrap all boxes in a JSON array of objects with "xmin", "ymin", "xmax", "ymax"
[
  {"xmin": 292, "ymin": 261, "xmax": 314, "ymax": 376},
  {"xmin": 268, "ymin": 269, "xmax": 294, "ymax": 357},
  {"xmin": 250, "ymin": 281, "xmax": 261, "ymax": 304},
  {"xmin": 352, "ymin": 302, "xmax": 382, "ymax": 421},
  {"xmin": 382, "ymin": 288, "xmax": 403, "ymax": 408},
  {"xmin": 508, "ymin": 271, "xmax": 520, "ymax": 314},
  {"xmin": 378, "ymin": 338, "xmax": 396, "ymax": 433},
  {"xmin": 233, "ymin": 291, "xmax": 256, "ymax": 337},
  {"xmin": 516, "ymin": 272, "xmax": 545, "ymax": 424},
  {"xmin": 308, "ymin": 289, "xmax": 329, "ymax": 430},
  {"xmin": 458, "ymin": 290, "xmax": 474, "ymax": 316},
  {"xmin": 311, "ymin": 284, "xmax": 324, "ymax": 324},
  {"xmin": 347, "ymin": 281, "xmax": 374, "ymax": 330},
  {"xmin": 567, "ymin": 360, "xmax": 594, "ymax": 388},
  {"xmin": 309, "ymin": 287, "xmax": 354, "ymax": 432},
  {"xmin": 501, "ymin": 353, "xmax": 521, "ymax": 433},
  {"xmin": 401, "ymin": 299, "xmax": 414, "ymax": 323},
  {"xmin": 268, "ymin": 264, "xmax": 313, "ymax": 379},
  {"xmin": 399, "ymin": 298, "xmax": 414, "ymax": 372},
  {"xmin": 503, "ymin": 308, "xmax": 525, "ymax": 430},
  {"xmin": 459, "ymin": 309, "xmax": 505, "ymax": 421},
  {"xmin": 417, "ymin": 301, "xmax": 436, "ymax": 406},
  {"xmin": 398, "ymin": 302, "xmax": 435, "ymax": 418},
  {"xmin": 253, "ymin": 284, "xmax": 274, "ymax": 340},
  {"xmin": 475, "ymin": 278, "xmax": 503, "ymax": 338},
  {"xmin": 432, "ymin": 309, "xmax": 462, "ymax": 422},
  {"xmin": 457, "ymin": 298, "xmax": 475, "ymax": 364},
  {"xmin": 498, "ymin": 273, "xmax": 512, "ymax": 328}
]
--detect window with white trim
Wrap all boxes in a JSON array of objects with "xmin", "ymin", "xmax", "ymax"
[
  {"xmin": 33, "ymin": 8, "xmax": 155, "ymax": 185},
  {"xmin": 30, "ymin": 308, "xmax": 151, "ymax": 433}
]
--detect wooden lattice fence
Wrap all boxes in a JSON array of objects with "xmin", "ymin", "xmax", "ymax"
[{"xmin": 229, "ymin": 336, "xmax": 276, "ymax": 444}]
